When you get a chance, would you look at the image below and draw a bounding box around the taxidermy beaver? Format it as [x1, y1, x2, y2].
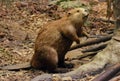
[0, 8, 89, 72]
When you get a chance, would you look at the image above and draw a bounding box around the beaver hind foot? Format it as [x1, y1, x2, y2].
[31, 46, 58, 71]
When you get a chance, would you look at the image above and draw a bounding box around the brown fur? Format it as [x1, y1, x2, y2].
[31, 8, 89, 71]
[0, 8, 89, 71]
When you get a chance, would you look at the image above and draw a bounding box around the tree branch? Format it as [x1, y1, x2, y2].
[69, 35, 112, 51]
[81, 43, 107, 53]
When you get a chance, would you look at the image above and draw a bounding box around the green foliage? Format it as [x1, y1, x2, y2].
[59, 1, 90, 9]
[56, 0, 71, 5]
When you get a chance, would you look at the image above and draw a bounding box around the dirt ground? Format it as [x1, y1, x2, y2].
[0, 0, 115, 81]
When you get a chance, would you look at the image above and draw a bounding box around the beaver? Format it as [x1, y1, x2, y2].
[0, 8, 89, 72]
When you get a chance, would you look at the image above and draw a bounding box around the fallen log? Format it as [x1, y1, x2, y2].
[92, 63, 120, 81]
[69, 35, 112, 51]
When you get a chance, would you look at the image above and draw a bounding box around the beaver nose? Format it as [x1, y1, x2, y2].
[84, 9, 89, 16]
[85, 14, 89, 18]
[83, 13, 89, 20]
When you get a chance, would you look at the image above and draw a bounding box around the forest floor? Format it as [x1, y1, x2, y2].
[0, 0, 115, 81]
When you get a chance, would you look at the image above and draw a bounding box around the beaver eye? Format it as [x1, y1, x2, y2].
[68, 13, 71, 15]
[77, 10, 80, 12]
[67, 12, 71, 16]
